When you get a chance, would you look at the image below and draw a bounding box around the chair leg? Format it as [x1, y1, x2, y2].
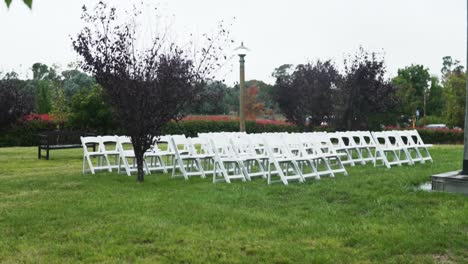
[82, 156, 86, 174]
[104, 154, 112, 172]
[86, 156, 95, 174]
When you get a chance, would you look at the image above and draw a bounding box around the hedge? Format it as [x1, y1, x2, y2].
[0, 120, 57, 147]
[384, 127, 463, 144]
[162, 120, 300, 137]
[0, 119, 299, 147]
[1, 119, 462, 147]
[415, 129, 463, 144]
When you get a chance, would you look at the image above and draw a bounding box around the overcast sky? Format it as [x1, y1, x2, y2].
[0, 0, 466, 85]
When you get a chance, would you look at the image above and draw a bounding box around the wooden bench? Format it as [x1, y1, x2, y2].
[38, 131, 96, 160]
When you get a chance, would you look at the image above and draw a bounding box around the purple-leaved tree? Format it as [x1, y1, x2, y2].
[72, 2, 232, 182]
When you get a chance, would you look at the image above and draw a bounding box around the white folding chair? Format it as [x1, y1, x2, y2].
[188, 137, 216, 176]
[406, 130, 433, 163]
[210, 137, 247, 183]
[354, 131, 377, 165]
[230, 136, 267, 180]
[262, 136, 304, 185]
[170, 136, 206, 180]
[98, 135, 120, 171]
[326, 133, 357, 166]
[294, 133, 348, 177]
[283, 134, 325, 180]
[81, 136, 111, 174]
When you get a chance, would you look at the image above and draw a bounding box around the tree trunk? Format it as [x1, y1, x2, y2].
[136, 153, 145, 182]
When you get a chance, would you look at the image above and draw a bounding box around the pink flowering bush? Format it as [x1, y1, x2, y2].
[181, 115, 294, 126]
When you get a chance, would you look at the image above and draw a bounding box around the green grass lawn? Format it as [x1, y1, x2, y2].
[0, 146, 467, 263]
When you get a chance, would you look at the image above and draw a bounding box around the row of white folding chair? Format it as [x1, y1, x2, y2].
[389, 130, 433, 164]
[326, 132, 372, 166]
[81, 135, 149, 176]
[374, 130, 433, 167]
[237, 132, 347, 185]
[83, 130, 432, 179]
[260, 134, 304, 185]
[304, 132, 351, 164]
[197, 133, 271, 183]
[261, 133, 349, 185]
[335, 131, 377, 165]
[230, 135, 268, 180]
[200, 134, 268, 183]
[371, 131, 413, 168]
[291, 133, 348, 177]
[282, 134, 336, 180]
[83, 135, 173, 176]
[306, 131, 378, 167]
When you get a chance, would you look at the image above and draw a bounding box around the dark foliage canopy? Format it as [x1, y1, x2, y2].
[0, 74, 34, 130]
[273, 61, 339, 128]
[334, 48, 397, 130]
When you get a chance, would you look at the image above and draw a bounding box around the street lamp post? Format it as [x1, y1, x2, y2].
[235, 42, 249, 132]
[424, 79, 431, 127]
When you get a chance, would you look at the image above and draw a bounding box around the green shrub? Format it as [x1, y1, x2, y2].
[0, 120, 57, 147]
[68, 85, 117, 134]
[416, 129, 463, 144]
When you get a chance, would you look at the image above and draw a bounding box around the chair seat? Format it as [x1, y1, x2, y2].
[145, 151, 163, 157]
[121, 150, 135, 158]
[102, 150, 119, 155]
[180, 154, 213, 160]
[88, 151, 104, 156]
[275, 157, 295, 163]
[418, 144, 433, 148]
[380, 146, 403, 151]
[219, 157, 241, 162]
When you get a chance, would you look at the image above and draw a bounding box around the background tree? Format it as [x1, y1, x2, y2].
[392, 64, 431, 118]
[244, 82, 265, 119]
[4, 0, 31, 8]
[272, 64, 293, 80]
[187, 81, 228, 115]
[441, 56, 464, 83]
[34, 80, 52, 114]
[426, 76, 445, 117]
[0, 73, 34, 130]
[222, 85, 240, 115]
[68, 84, 116, 133]
[73, 2, 231, 182]
[248, 80, 277, 116]
[273, 60, 339, 129]
[62, 69, 95, 99]
[30, 63, 63, 115]
[443, 69, 466, 127]
[335, 48, 397, 130]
